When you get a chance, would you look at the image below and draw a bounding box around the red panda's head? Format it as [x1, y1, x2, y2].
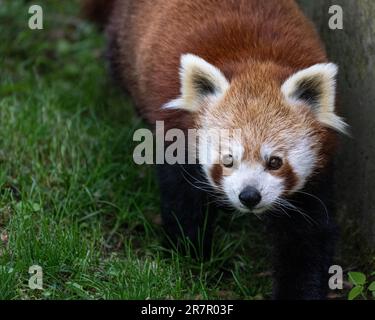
[164, 54, 348, 214]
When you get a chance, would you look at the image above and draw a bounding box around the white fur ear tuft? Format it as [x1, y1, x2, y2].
[318, 113, 349, 135]
[162, 54, 229, 112]
[281, 63, 348, 134]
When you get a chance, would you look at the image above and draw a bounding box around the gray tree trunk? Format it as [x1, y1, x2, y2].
[297, 0, 375, 244]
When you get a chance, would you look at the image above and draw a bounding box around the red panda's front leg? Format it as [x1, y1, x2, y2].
[157, 163, 218, 259]
[268, 219, 337, 300]
[266, 174, 338, 300]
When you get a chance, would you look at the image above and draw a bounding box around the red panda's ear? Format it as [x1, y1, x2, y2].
[163, 54, 229, 112]
[281, 63, 348, 134]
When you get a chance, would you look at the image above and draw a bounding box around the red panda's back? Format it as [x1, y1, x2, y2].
[107, 0, 327, 126]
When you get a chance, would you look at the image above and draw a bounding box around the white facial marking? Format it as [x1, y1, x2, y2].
[287, 137, 317, 191]
[260, 143, 283, 161]
[216, 139, 317, 213]
[222, 163, 284, 213]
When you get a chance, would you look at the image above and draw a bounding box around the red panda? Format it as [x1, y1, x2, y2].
[84, 0, 348, 299]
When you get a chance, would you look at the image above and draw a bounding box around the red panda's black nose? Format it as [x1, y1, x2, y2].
[239, 187, 262, 209]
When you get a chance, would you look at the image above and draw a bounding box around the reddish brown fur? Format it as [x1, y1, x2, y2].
[197, 61, 334, 189]
[211, 164, 223, 186]
[84, 0, 337, 182]
[101, 0, 329, 123]
[277, 161, 298, 193]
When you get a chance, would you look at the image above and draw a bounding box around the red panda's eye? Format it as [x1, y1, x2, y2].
[222, 154, 234, 168]
[267, 156, 283, 170]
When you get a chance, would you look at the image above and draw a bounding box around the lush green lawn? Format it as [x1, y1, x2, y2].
[0, 0, 273, 299]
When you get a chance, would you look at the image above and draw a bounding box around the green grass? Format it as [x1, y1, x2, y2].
[0, 0, 272, 300]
